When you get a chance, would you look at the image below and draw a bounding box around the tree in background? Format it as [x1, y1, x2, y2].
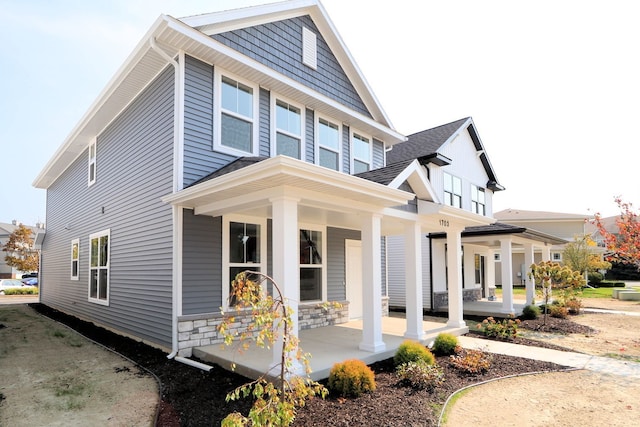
[595, 197, 640, 271]
[2, 224, 39, 273]
[562, 234, 611, 276]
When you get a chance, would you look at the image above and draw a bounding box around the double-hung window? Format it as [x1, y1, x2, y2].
[300, 228, 324, 302]
[71, 239, 79, 280]
[88, 139, 96, 186]
[352, 132, 371, 174]
[217, 73, 257, 155]
[274, 99, 303, 159]
[317, 117, 341, 171]
[89, 229, 109, 305]
[443, 172, 462, 208]
[471, 185, 486, 215]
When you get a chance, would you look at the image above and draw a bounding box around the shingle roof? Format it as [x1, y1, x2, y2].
[354, 159, 414, 185]
[386, 117, 469, 164]
[188, 157, 268, 187]
[494, 209, 591, 221]
[430, 222, 566, 245]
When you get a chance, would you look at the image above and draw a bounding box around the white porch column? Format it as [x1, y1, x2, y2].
[446, 227, 466, 328]
[360, 213, 385, 352]
[404, 222, 424, 340]
[500, 237, 514, 314]
[486, 249, 496, 297]
[270, 195, 300, 369]
[542, 246, 551, 262]
[524, 243, 535, 305]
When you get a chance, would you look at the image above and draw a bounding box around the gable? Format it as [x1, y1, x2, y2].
[212, 15, 370, 118]
[438, 127, 490, 187]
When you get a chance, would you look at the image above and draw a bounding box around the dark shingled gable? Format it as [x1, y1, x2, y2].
[187, 157, 268, 187]
[354, 159, 414, 185]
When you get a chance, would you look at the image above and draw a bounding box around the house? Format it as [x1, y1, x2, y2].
[384, 122, 566, 315]
[34, 0, 501, 369]
[0, 220, 45, 279]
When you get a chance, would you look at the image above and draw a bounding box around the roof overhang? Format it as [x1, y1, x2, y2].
[34, 0, 404, 189]
[418, 200, 496, 228]
[388, 159, 439, 203]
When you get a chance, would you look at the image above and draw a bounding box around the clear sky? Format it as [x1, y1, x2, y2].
[1, 0, 638, 226]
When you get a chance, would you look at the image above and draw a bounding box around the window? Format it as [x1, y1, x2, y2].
[471, 185, 486, 215]
[352, 132, 371, 173]
[223, 217, 266, 308]
[316, 117, 341, 171]
[552, 252, 562, 262]
[274, 99, 303, 159]
[494, 253, 501, 262]
[300, 228, 324, 301]
[443, 173, 462, 208]
[71, 239, 79, 280]
[88, 140, 96, 186]
[89, 229, 110, 305]
[216, 73, 257, 156]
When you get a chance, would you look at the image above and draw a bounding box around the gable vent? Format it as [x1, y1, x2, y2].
[302, 27, 317, 69]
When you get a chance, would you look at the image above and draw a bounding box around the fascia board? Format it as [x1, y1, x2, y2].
[418, 200, 496, 227]
[388, 159, 440, 203]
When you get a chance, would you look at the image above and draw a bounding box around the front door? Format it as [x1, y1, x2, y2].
[345, 239, 363, 319]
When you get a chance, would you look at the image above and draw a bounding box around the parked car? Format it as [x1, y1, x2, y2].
[22, 272, 38, 279]
[0, 279, 35, 295]
[22, 277, 38, 286]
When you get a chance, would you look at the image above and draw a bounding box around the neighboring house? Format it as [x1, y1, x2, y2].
[384, 120, 565, 315]
[0, 221, 44, 279]
[34, 0, 500, 366]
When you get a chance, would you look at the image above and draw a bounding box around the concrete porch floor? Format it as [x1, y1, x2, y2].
[194, 316, 468, 381]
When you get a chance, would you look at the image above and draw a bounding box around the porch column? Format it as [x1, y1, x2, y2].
[486, 249, 496, 298]
[270, 195, 301, 370]
[500, 237, 514, 314]
[360, 213, 385, 352]
[542, 246, 551, 262]
[404, 222, 425, 340]
[446, 227, 466, 328]
[524, 243, 535, 305]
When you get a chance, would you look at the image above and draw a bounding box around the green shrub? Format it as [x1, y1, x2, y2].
[549, 305, 569, 318]
[565, 297, 582, 315]
[476, 316, 520, 340]
[328, 359, 376, 397]
[394, 340, 435, 366]
[3, 287, 38, 295]
[432, 333, 458, 356]
[449, 347, 492, 375]
[521, 305, 540, 320]
[396, 360, 445, 390]
[588, 272, 603, 285]
[591, 281, 626, 288]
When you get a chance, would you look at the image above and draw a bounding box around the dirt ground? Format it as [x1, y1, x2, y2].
[0, 304, 158, 426]
[445, 298, 640, 427]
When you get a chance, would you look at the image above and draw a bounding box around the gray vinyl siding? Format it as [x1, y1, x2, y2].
[342, 125, 351, 174]
[182, 211, 222, 315]
[259, 88, 271, 157]
[373, 139, 384, 169]
[327, 227, 360, 301]
[393, 182, 418, 214]
[41, 66, 175, 348]
[387, 234, 432, 310]
[212, 15, 370, 118]
[305, 108, 314, 163]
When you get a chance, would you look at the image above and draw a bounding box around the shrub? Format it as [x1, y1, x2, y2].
[565, 297, 582, 315]
[396, 360, 445, 390]
[328, 359, 376, 397]
[476, 316, 520, 340]
[432, 333, 458, 356]
[3, 287, 38, 295]
[521, 305, 540, 320]
[549, 305, 569, 318]
[449, 347, 492, 375]
[588, 272, 603, 285]
[394, 340, 435, 366]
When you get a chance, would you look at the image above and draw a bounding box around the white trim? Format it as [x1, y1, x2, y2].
[299, 223, 327, 302]
[87, 138, 96, 187]
[315, 115, 342, 172]
[214, 68, 260, 157]
[270, 94, 305, 160]
[222, 215, 267, 310]
[176, 50, 186, 191]
[70, 238, 80, 281]
[88, 228, 110, 306]
[350, 129, 372, 174]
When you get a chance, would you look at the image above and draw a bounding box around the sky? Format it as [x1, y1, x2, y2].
[1, 0, 638, 226]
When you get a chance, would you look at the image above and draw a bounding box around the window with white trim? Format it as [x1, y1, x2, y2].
[89, 229, 110, 305]
[494, 253, 501, 262]
[444, 172, 462, 208]
[215, 72, 258, 156]
[351, 132, 371, 174]
[88, 140, 96, 186]
[552, 252, 562, 262]
[222, 217, 267, 308]
[273, 98, 303, 159]
[71, 239, 79, 280]
[471, 185, 486, 215]
[300, 227, 325, 302]
[316, 117, 341, 171]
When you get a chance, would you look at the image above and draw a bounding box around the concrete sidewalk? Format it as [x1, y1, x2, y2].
[458, 335, 640, 379]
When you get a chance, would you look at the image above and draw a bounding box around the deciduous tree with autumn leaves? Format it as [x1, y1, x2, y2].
[594, 197, 640, 270]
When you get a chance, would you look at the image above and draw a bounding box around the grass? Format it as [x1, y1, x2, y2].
[496, 285, 640, 299]
[440, 387, 472, 425]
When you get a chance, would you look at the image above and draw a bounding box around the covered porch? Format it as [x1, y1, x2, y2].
[193, 316, 467, 381]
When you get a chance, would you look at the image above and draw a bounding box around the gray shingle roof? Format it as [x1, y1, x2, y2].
[188, 157, 268, 187]
[354, 159, 414, 185]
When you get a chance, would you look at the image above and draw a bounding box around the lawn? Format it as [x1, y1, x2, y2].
[495, 285, 639, 299]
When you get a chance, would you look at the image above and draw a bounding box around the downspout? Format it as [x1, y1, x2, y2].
[149, 36, 182, 360]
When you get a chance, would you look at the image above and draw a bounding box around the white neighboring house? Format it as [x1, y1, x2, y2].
[0, 220, 45, 278]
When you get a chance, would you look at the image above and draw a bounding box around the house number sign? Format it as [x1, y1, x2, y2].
[439, 219, 450, 227]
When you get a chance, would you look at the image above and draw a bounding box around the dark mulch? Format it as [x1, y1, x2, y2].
[30, 303, 580, 426]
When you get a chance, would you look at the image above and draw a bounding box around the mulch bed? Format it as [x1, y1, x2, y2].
[30, 303, 582, 426]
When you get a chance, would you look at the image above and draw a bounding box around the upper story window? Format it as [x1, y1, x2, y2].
[316, 117, 341, 171]
[471, 185, 486, 215]
[89, 229, 110, 306]
[443, 172, 462, 208]
[71, 239, 79, 280]
[273, 98, 303, 159]
[351, 132, 371, 174]
[88, 140, 96, 186]
[215, 72, 258, 156]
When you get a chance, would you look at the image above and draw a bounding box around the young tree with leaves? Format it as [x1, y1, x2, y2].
[595, 197, 640, 270]
[529, 261, 585, 324]
[2, 224, 39, 273]
[562, 234, 611, 276]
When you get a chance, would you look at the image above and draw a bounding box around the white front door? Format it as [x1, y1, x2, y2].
[345, 239, 363, 319]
